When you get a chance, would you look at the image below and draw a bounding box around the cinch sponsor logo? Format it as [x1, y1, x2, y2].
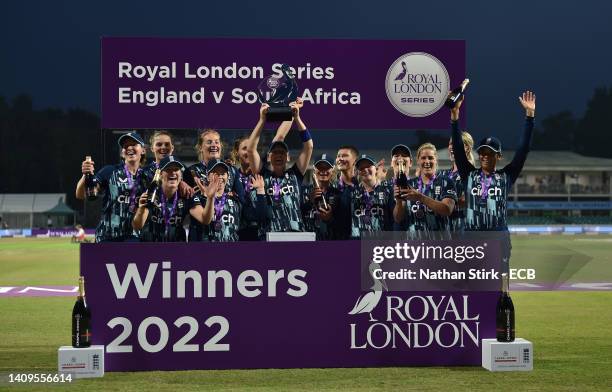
[410, 202, 432, 214]
[117, 195, 132, 204]
[385, 52, 450, 118]
[354, 206, 385, 217]
[151, 215, 183, 225]
[471, 186, 503, 197]
[221, 214, 235, 224]
[266, 184, 296, 196]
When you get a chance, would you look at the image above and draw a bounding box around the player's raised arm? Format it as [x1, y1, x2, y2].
[503, 91, 536, 184]
[247, 104, 269, 175]
[450, 96, 474, 180]
[291, 98, 314, 176]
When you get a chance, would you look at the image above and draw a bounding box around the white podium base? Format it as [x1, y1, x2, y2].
[58, 345, 104, 378]
[266, 232, 316, 242]
[482, 338, 533, 371]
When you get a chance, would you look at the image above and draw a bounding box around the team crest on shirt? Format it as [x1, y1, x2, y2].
[435, 186, 441, 195]
[228, 199, 234, 207]
[495, 174, 501, 180]
[378, 192, 384, 200]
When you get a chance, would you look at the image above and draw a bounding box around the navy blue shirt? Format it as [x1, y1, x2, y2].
[395, 175, 457, 237]
[140, 193, 201, 242]
[94, 163, 147, 242]
[451, 118, 534, 231]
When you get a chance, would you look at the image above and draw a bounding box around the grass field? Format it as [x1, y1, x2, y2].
[1, 236, 612, 391]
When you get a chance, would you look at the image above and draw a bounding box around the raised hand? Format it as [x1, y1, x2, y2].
[259, 103, 270, 121]
[203, 176, 221, 198]
[450, 95, 464, 121]
[251, 174, 265, 194]
[81, 159, 94, 175]
[518, 90, 536, 117]
[289, 101, 300, 119]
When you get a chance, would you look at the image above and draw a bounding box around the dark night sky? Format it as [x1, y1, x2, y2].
[2, 1, 612, 149]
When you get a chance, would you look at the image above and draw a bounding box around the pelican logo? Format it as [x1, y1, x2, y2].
[348, 262, 388, 321]
[385, 52, 450, 118]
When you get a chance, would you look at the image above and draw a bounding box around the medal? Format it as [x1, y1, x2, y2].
[123, 164, 142, 213]
[213, 193, 228, 230]
[161, 191, 178, 238]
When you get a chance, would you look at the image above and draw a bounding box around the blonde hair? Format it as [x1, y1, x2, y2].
[149, 130, 173, 146]
[450, 131, 476, 166]
[195, 129, 224, 162]
[416, 143, 437, 159]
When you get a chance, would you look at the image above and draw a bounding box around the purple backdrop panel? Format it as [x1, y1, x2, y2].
[101, 38, 466, 130]
[81, 242, 494, 371]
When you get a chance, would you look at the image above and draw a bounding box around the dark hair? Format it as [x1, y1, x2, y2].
[337, 145, 359, 158]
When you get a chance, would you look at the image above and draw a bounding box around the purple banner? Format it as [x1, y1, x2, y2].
[101, 38, 466, 130]
[81, 242, 495, 371]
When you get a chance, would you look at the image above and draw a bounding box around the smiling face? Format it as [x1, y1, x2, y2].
[238, 139, 250, 167]
[391, 153, 412, 175]
[121, 139, 145, 164]
[151, 134, 174, 163]
[161, 166, 182, 190]
[417, 148, 437, 177]
[336, 148, 357, 172]
[357, 161, 376, 184]
[314, 163, 333, 183]
[268, 147, 289, 171]
[199, 131, 222, 162]
[478, 147, 500, 172]
[207, 166, 229, 193]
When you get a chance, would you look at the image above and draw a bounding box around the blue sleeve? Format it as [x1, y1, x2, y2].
[441, 177, 458, 203]
[94, 165, 115, 190]
[502, 116, 534, 185]
[231, 167, 246, 205]
[451, 121, 475, 181]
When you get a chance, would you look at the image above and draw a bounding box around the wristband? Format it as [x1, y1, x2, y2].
[300, 129, 312, 143]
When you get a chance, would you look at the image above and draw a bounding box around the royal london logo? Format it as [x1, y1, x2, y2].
[385, 52, 450, 118]
[348, 262, 481, 349]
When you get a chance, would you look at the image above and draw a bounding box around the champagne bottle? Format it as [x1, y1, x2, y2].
[72, 276, 91, 348]
[84, 156, 98, 201]
[496, 273, 515, 342]
[397, 159, 409, 189]
[146, 169, 161, 208]
[445, 78, 470, 109]
[312, 174, 329, 210]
